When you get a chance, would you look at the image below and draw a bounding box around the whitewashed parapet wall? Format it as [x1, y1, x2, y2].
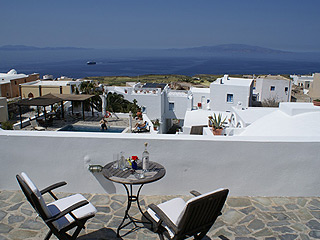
[1, 130, 320, 197]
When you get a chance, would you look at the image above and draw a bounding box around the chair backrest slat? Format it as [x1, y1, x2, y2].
[16, 172, 96, 240]
[16, 173, 51, 220]
[177, 189, 229, 237]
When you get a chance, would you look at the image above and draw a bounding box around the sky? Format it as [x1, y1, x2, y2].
[1, 0, 320, 52]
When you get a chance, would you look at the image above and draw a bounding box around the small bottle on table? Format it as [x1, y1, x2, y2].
[142, 142, 149, 172]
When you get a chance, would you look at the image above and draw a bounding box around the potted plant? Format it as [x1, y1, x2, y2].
[208, 115, 213, 127]
[209, 113, 226, 135]
[313, 99, 320, 106]
[152, 119, 160, 131]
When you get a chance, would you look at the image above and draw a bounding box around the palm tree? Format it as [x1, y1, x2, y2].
[106, 92, 139, 115]
[79, 81, 102, 112]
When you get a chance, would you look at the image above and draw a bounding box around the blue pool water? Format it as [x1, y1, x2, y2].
[58, 125, 125, 133]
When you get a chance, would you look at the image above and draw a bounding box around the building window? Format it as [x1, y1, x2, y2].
[285, 87, 288, 92]
[270, 86, 275, 91]
[15, 81, 17, 85]
[169, 102, 174, 110]
[226, 94, 233, 103]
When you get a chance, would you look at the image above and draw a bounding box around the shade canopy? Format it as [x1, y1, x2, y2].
[53, 93, 94, 102]
[17, 93, 94, 107]
[16, 93, 95, 128]
[17, 93, 61, 107]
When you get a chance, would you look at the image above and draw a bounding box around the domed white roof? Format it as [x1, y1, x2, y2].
[7, 69, 17, 75]
[240, 103, 320, 136]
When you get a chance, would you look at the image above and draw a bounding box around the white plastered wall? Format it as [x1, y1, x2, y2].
[1, 131, 320, 197]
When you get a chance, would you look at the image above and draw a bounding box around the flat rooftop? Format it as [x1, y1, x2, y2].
[213, 77, 253, 87]
[21, 80, 79, 86]
[1, 190, 319, 239]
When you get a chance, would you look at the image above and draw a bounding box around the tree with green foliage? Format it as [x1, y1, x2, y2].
[79, 82, 140, 115]
[261, 97, 280, 107]
[106, 92, 139, 115]
[1, 121, 13, 130]
[79, 81, 102, 112]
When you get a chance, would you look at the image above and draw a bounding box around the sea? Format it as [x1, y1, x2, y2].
[1, 49, 320, 78]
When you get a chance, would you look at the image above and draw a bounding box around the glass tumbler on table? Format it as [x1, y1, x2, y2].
[113, 153, 119, 169]
[119, 151, 126, 170]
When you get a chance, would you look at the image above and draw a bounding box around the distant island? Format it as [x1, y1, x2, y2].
[1, 44, 320, 78]
[1, 44, 320, 59]
[167, 44, 290, 55]
[0, 43, 301, 54]
[0, 45, 92, 51]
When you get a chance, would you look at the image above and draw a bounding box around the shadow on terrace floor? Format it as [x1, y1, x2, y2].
[77, 228, 122, 240]
[1, 190, 320, 239]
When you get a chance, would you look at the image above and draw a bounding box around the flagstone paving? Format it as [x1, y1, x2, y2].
[1, 190, 320, 239]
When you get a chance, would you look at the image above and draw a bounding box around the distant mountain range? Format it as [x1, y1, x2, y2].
[165, 44, 320, 61]
[0, 44, 291, 53]
[1, 44, 320, 76]
[1, 44, 320, 62]
[0, 45, 91, 51]
[169, 44, 290, 54]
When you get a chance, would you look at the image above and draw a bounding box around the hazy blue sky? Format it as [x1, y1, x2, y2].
[1, 0, 320, 51]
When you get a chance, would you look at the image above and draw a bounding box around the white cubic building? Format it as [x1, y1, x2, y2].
[20, 80, 83, 98]
[165, 90, 192, 129]
[190, 87, 211, 110]
[107, 83, 167, 120]
[239, 102, 320, 136]
[0, 97, 8, 122]
[290, 74, 314, 89]
[107, 82, 194, 133]
[254, 75, 292, 102]
[210, 75, 254, 111]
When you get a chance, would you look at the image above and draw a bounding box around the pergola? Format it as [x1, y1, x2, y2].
[16, 93, 95, 128]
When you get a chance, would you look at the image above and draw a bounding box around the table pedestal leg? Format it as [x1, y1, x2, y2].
[117, 183, 153, 237]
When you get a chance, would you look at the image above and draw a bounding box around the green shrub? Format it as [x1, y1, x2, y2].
[1, 121, 13, 130]
[262, 97, 280, 107]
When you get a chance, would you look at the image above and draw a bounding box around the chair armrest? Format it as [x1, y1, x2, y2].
[190, 190, 202, 197]
[45, 200, 89, 223]
[149, 204, 178, 234]
[40, 181, 67, 194]
[40, 181, 67, 200]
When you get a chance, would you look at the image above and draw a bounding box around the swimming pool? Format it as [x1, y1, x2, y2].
[58, 125, 125, 133]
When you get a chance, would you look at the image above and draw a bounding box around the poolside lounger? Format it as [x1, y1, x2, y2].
[16, 172, 97, 240]
[138, 121, 148, 130]
[146, 188, 229, 240]
[133, 121, 150, 133]
[30, 119, 46, 131]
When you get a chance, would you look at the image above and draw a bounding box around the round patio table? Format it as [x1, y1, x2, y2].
[102, 161, 166, 237]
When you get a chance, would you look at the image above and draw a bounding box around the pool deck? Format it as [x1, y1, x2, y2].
[19, 113, 137, 131]
[1, 190, 320, 240]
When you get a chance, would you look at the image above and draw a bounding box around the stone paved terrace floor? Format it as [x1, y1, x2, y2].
[1, 190, 320, 240]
